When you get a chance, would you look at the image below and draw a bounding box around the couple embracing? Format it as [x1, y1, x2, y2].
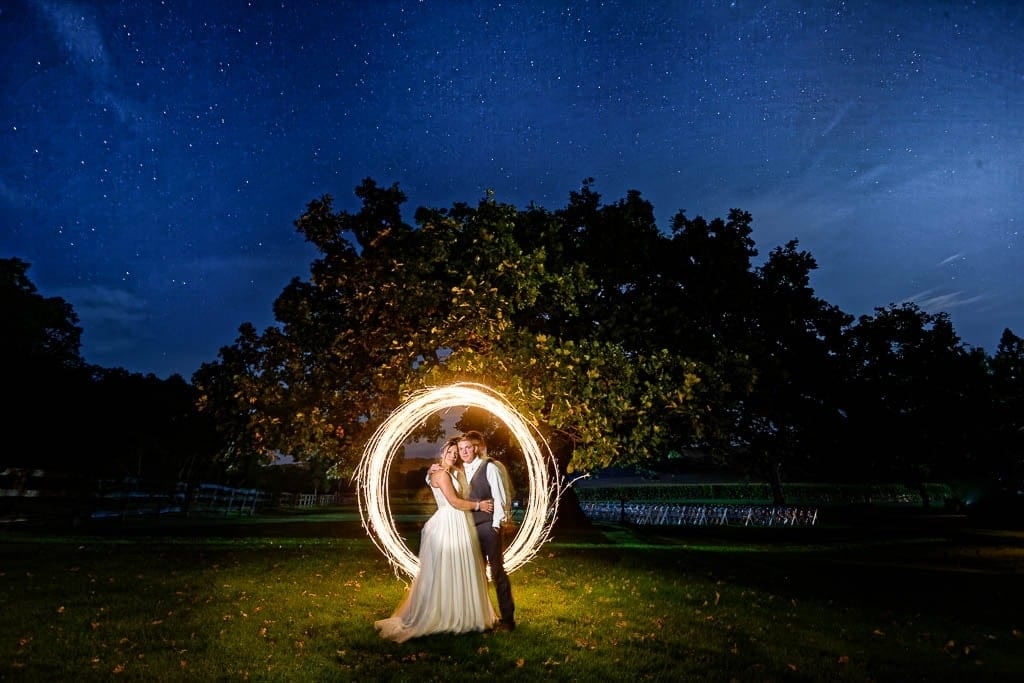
[374, 430, 516, 642]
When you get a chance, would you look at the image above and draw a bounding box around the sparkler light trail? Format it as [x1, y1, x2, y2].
[354, 383, 563, 580]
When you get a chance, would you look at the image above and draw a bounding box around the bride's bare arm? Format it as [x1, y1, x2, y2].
[431, 471, 493, 513]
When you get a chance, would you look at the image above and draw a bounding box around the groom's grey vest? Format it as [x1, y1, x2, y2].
[468, 457, 493, 527]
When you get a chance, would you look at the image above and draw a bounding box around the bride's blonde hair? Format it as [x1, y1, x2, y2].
[438, 437, 461, 466]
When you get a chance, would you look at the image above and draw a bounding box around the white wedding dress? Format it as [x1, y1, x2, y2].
[375, 473, 497, 642]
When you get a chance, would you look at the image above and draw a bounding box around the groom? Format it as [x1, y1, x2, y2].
[457, 430, 516, 631]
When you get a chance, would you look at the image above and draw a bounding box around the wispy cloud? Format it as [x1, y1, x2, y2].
[31, 0, 109, 73]
[904, 287, 986, 312]
[30, 0, 135, 124]
[820, 100, 854, 139]
[54, 283, 151, 359]
[59, 283, 149, 324]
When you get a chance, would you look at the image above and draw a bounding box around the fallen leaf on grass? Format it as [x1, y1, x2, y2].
[516, 658, 525, 667]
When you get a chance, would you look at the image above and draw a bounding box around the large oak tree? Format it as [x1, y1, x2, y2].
[194, 181, 726, 522]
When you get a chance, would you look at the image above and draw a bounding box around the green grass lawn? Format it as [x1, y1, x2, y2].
[1, 507, 1022, 681]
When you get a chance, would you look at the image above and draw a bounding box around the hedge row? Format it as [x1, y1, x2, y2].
[573, 482, 955, 506]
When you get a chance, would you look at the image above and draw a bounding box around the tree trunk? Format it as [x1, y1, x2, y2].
[917, 482, 931, 510]
[548, 436, 592, 530]
[552, 487, 592, 530]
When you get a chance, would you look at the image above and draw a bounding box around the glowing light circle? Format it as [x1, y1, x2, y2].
[354, 382, 561, 580]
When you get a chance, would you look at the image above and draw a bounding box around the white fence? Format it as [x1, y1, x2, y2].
[581, 501, 819, 527]
[275, 491, 343, 508]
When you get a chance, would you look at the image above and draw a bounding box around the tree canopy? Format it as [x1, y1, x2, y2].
[193, 179, 876, 507]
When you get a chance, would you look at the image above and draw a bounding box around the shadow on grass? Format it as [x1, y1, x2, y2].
[559, 509, 1024, 634]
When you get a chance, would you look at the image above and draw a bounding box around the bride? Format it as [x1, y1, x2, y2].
[374, 438, 498, 642]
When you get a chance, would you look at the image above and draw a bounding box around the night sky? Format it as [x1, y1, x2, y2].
[2, 1, 1021, 379]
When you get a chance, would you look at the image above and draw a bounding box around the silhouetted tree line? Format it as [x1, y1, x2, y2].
[5, 179, 1023, 514]
[1, 257, 225, 508]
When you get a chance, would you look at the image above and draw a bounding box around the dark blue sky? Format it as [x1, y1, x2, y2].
[2, 1, 1021, 378]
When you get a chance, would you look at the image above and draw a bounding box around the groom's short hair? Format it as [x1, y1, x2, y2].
[460, 430, 487, 454]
